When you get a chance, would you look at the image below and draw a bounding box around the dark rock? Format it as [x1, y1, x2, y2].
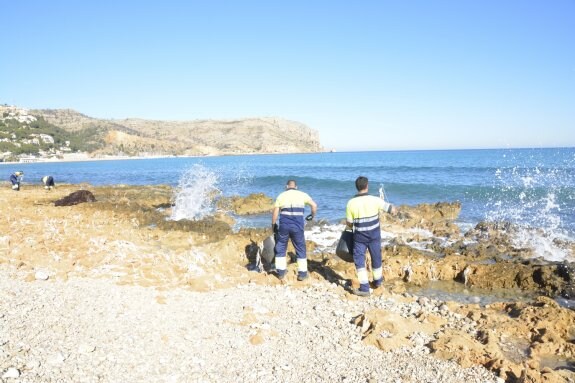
[54, 190, 96, 206]
[557, 263, 575, 283]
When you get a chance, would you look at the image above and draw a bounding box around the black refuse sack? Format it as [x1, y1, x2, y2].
[336, 230, 354, 263]
[261, 235, 275, 264]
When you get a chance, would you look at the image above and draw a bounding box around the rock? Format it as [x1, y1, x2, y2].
[47, 352, 66, 365]
[383, 202, 462, 237]
[26, 360, 41, 369]
[216, 193, 273, 215]
[78, 344, 96, 354]
[2, 368, 20, 379]
[35, 270, 49, 280]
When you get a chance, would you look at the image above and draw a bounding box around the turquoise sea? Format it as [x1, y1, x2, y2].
[5, 147, 575, 261]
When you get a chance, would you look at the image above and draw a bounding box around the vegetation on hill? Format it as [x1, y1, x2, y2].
[1, 106, 323, 158]
[0, 116, 105, 155]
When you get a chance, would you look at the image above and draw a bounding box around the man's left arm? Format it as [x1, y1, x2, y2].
[307, 198, 317, 219]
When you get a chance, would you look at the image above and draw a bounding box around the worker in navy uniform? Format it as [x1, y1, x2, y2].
[346, 176, 397, 296]
[271, 179, 317, 281]
[9, 171, 24, 191]
[42, 175, 55, 190]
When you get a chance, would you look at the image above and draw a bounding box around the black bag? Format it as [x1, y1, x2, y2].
[261, 235, 275, 264]
[336, 230, 354, 263]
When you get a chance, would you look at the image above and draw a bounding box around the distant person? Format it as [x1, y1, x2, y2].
[9, 171, 23, 191]
[272, 179, 317, 281]
[345, 176, 397, 297]
[42, 175, 55, 190]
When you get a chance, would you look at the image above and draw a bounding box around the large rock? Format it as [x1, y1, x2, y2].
[217, 193, 273, 215]
[383, 202, 462, 237]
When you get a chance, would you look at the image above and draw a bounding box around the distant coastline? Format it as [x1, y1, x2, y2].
[0, 150, 333, 166]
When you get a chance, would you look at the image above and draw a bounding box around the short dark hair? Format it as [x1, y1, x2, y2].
[355, 176, 368, 191]
[286, 179, 297, 188]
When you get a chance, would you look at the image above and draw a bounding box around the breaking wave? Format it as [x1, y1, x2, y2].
[484, 156, 575, 262]
[170, 164, 220, 221]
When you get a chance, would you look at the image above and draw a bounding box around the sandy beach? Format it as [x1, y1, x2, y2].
[1, 184, 574, 382]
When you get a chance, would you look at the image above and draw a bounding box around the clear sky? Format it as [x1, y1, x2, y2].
[2, 1, 574, 151]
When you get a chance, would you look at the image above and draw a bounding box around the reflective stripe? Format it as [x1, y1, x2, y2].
[353, 215, 379, 224]
[355, 222, 380, 232]
[373, 267, 382, 280]
[280, 211, 304, 216]
[297, 258, 307, 272]
[275, 256, 287, 270]
[357, 268, 369, 284]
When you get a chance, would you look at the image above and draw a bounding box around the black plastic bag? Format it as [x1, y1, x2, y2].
[261, 235, 275, 264]
[336, 230, 354, 263]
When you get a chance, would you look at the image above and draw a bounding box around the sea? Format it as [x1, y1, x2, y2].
[5, 147, 575, 263]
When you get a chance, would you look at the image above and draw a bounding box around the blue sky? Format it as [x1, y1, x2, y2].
[2, 1, 574, 151]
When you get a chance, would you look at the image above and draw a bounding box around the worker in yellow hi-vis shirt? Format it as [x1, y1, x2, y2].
[272, 179, 317, 281]
[346, 176, 397, 296]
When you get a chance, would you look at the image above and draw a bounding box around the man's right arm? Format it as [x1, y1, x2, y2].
[345, 201, 354, 230]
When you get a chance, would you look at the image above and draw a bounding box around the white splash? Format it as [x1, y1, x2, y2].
[170, 164, 220, 221]
[306, 224, 346, 252]
[486, 157, 574, 262]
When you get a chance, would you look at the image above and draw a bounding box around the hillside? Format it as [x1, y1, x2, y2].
[30, 108, 323, 156]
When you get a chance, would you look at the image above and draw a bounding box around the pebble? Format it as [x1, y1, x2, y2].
[78, 344, 96, 354]
[470, 296, 482, 304]
[47, 352, 66, 365]
[0, 268, 500, 383]
[2, 367, 20, 379]
[34, 271, 49, 280]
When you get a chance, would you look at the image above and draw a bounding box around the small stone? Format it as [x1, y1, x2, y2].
[26, 360, 41, 369]
[34, 271, 49, 281]
[2, 367, 20, 379]
[78, 344, 96, 354]
[417, 297, 430, 306]
[47, 352, 65, 365]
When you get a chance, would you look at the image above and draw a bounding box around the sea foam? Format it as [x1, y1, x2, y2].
[170, 164, 220, 221]
[486, 160, 574, 262]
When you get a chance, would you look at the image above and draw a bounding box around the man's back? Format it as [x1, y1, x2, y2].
[346, 194, 390, 242]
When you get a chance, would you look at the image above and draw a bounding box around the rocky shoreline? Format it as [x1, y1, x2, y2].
[1, 184, 574, 382]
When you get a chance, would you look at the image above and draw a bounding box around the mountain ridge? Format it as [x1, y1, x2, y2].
[30, 108, 323, 157]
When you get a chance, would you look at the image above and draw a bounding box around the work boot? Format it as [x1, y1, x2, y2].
[372, 278, 383, 288]
[352, 282, 371, 297]
[276, 270, 286, 280]
[351, 288, 370, 297]
[297, 272, 308, 281]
